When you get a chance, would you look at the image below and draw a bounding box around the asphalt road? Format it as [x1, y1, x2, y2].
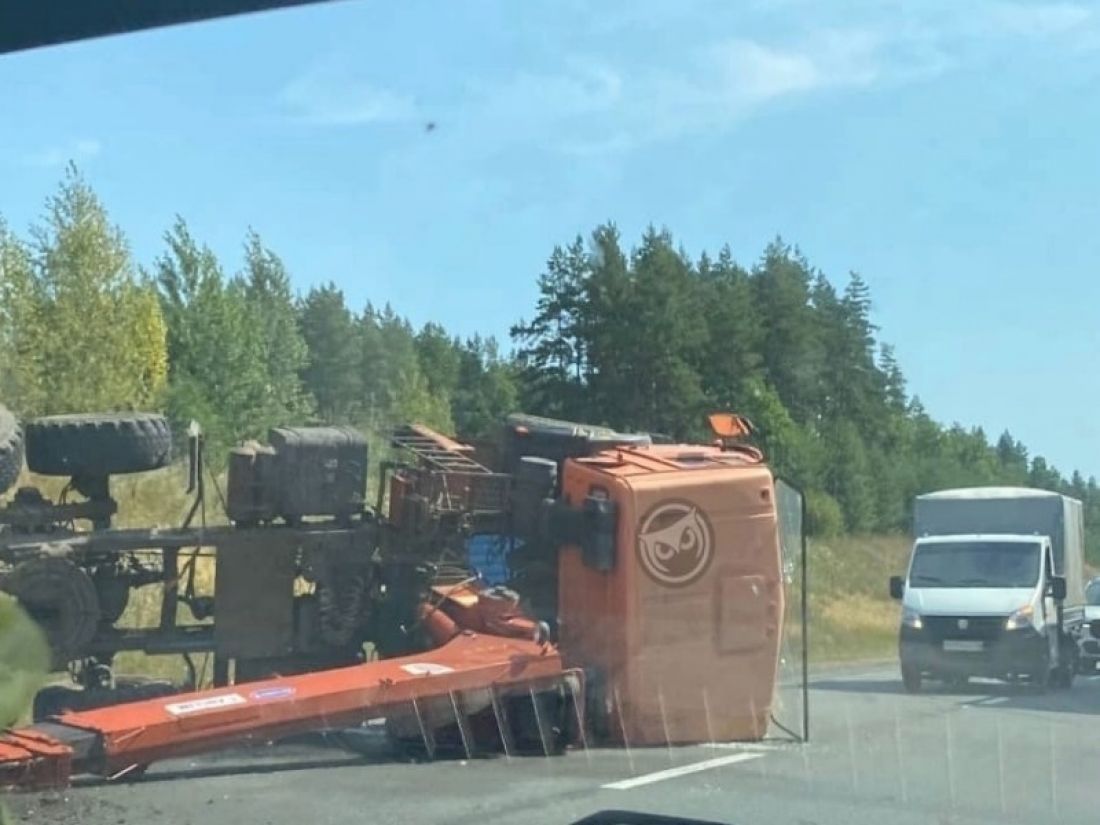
[8, 664, 1100, 825]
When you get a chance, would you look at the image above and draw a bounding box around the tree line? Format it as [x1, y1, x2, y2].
[2, 168, 1099, 556]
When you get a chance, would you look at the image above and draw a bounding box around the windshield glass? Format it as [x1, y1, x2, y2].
[909, 541, 1041, 588]
[9, 5, 1100, 825]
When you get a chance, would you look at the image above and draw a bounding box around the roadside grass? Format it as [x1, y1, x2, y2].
[805, 534, 909, 663]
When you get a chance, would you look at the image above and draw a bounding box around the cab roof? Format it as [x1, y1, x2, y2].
[917, 486, 1061, 500]
[915, 533, 1047, 545]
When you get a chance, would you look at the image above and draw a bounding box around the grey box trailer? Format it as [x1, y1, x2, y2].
[913, 486, 1085, 605]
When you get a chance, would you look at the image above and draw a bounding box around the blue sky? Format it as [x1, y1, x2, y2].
[2, 0, 1099, 476]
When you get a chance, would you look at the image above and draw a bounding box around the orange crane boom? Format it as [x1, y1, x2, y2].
[0, 613, 579, 790]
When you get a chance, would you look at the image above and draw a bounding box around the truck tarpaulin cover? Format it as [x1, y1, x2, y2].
[914, 487, 1084, 604]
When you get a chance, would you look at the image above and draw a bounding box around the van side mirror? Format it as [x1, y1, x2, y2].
[1049, 575, 1067, 602]
[889, 576, 904, 600]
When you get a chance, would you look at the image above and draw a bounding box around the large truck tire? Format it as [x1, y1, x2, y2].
[25, 412, 171, 477]
[0, 403, 24, 494]
[0, 552, 100, 669]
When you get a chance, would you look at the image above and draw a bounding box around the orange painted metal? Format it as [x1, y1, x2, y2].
[406, 423, 477, 456]
[0, 630, 566, 788]
[0, 729, 72, 789]
[558, 443, 784, 746]
[430, 582, 542, 641]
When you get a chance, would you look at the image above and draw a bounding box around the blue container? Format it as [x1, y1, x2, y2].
[466, 534, 521, 586]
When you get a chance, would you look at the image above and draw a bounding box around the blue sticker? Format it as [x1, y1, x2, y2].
[250, 686, 296, 701]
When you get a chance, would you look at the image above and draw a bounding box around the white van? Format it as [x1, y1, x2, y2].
[889, 488, 1083, 692]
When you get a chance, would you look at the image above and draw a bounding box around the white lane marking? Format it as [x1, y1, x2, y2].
[701, 741, 785, 751]
[601, 752, 762, 790]
[811, 670, 893, 683]
[963, 695, 1008, 707]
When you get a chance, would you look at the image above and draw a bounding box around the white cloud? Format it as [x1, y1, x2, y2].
[501, 1, 1098, 158]
[522, 30, 907, 156]
[486, 61, 623, 120]
[24, 138, 101, 168]
[281, 61, 416, 126]
[717, 39, 824, 100]
[712, 29, 884, 104]
[986, 2, 1091, 37]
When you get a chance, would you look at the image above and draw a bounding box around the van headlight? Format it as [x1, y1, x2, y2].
[1005, 605, 1034, 631]
[902, 607, 923, 629]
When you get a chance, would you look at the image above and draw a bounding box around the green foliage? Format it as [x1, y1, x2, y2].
[1, 166, 168, 417]
[0, 220, 43, 411]
[806, 490, 844, 538]
[359, 305, 452, 432]
[0, 593, 48, 726]
[452, 336, 519, 439]
[239, 231, 313, 430]
[298, 283, 363, 423]
[154, 219, 309, 457]
[415, 323, 462, 402]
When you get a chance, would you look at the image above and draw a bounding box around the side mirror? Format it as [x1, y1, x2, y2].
[889, 575, 904, 601]
[1049, 575, 1067, 602]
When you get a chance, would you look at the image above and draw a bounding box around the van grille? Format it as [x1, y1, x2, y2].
[922, 615, 1006, 641]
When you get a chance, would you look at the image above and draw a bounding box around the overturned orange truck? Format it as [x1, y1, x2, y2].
[0, 413, 803, 788]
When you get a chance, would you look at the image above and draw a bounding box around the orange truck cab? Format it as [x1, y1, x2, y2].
[554, 440, 786, 745]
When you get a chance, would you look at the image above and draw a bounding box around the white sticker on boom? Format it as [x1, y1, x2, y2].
[165, 693, 247, 716]
[400, 663, 454, 676]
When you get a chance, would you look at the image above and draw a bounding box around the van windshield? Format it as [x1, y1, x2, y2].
[909, 541, 1041, 588]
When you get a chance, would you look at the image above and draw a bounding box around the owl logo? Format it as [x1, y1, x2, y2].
[636, 500, 715, 587]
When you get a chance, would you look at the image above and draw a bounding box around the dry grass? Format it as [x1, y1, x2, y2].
[110, 466, 221, 683]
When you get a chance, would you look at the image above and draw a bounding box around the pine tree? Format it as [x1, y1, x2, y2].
[415, 322, 462, 402]
[155, 219, 270, 452]
[239, 230, 313, 429]
[359, 304, 451, 432]
[452, 337, 519, 439]
[298, 283, 362, 423]
[696, 245, 762, 411]
[752, 238, 820, 423]
[511, 235, 592, 420]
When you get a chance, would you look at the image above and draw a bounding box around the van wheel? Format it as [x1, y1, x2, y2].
[1051, 659, 1075, 690]
[1027, 667, 1050, 694]
[1054, 639, 1078, 689]
[901, 665, 922, 693]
